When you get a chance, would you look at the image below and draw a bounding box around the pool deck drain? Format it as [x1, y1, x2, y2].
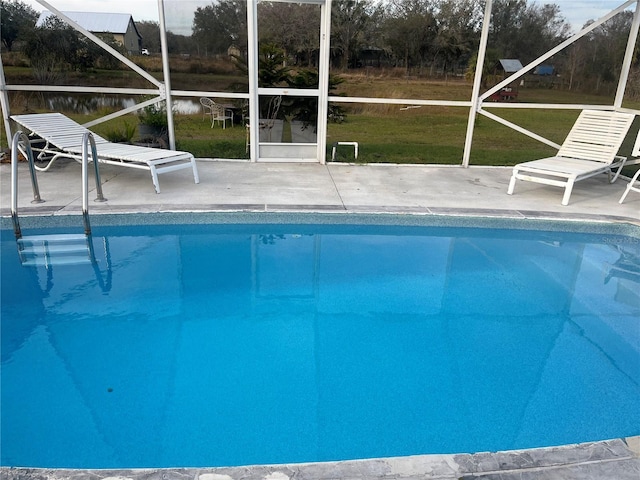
[1, 161, 639, 479]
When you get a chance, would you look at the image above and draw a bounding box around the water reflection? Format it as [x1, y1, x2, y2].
[43, 93, 202, 115]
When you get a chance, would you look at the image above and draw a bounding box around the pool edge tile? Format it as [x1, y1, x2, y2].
[2, 438, 638, 480]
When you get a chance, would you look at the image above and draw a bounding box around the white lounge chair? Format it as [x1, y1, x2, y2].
[11, 113, 199, 193]
[619, 129, 640, 204]
[507, 110, 635, 205]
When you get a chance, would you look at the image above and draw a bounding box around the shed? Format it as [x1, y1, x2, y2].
[359, 46, 387, 67]
[489, 59, 523, 102]
[497, 59, 523, 73]
[37, 11, 142, 54]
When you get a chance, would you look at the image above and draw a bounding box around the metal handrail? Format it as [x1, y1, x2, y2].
[11, 131, 44, 238]
[10, 130, 106, 239]
[81, 131, 107, 234]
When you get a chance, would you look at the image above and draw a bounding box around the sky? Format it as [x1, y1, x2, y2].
[19, 0, 636, 36]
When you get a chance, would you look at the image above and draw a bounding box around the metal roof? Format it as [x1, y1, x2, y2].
[498, 59, 523, 72]
[36, 11, 139, 36]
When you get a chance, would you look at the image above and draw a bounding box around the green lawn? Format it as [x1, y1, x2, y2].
[3, 106, 637, 167]
[2, 70, 638, 167]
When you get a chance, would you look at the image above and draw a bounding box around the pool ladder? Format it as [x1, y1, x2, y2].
[11, 130, 107, 266]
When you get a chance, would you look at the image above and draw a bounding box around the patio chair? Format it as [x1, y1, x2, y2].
[259, 96, 283, 139]
[245, 95, 283, 152]
[507, 110, 635, 205]
[261, 95, 282, 136]
[200, 97, 233, 129]
[618, 129, 640, 204]
[11, 113, 199, 194]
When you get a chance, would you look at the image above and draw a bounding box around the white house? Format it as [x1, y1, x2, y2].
[36, 11, 143, 54]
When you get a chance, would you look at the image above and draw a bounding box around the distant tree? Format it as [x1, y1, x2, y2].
[489, 0, 570, 62]
[578, 12, 638, 93]
[23, 16, 83, 84]
[21, 14, 126, 83]
[134, 21, 195, 55]
[81, 33, 125, 70]
[520, 3, 571, 58]
[165, 31, 196, 55]
[332, 0, 383, 69]
[626, 68, 640, 101]
[465, 47, 501, 87]
[564, 39, 588, 91]
[0, 0, 39, 51]
[192, 0, 246, 57]
[258, 1, 320, 66]
[432, 0, 482, 74]
[136, 20, 161, 53]
[489, 0, 527, 58]
[383, 0, 439, 72]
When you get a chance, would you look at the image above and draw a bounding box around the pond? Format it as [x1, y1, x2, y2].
[39, 93, 207, 116]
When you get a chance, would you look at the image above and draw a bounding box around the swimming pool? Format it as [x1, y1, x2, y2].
[1, 213, 639, 469]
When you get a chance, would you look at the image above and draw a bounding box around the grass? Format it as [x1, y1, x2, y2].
[2, 67, 639, 167]
[326, 106, 566, 165]
[2, 105, 633, 167]
[173, 115, 248, 158]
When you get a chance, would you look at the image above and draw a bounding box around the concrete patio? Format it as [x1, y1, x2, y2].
[1, 159, 639, 224]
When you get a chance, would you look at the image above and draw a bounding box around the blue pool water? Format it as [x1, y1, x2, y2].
[1, 217, 639, 469]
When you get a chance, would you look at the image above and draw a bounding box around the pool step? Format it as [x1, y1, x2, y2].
[17, 234, 92, 267]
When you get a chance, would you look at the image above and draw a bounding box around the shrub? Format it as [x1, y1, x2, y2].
[138, 103, 168, 129]
[104, 121, 136, 143]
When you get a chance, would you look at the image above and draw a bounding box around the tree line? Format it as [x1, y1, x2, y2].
[1, 0, 638, 96]
[189, 0, 637, 93]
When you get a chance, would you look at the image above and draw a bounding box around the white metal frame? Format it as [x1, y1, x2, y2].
[0, 0, 174, 146]
[1, 0, 638, 166]
[247, 0, 331, 163]
[471, 0, 640, 162]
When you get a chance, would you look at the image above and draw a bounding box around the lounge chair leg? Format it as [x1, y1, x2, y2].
[150, 166, 161, 194]
[619, 186, 632, 204]
[619, 168, 640, 204]
[507, 173, 517, 195]
[191, 158, 200, 184]
[609, 162, 626, 183]
[561, 180, 574, 206]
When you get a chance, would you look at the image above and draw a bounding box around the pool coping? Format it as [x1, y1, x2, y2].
[1, 437, 639, 479]
[2, 206, 640, 231]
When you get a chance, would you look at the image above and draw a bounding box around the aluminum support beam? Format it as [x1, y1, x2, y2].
[615, 0, 640, 107]
[462, 0, 493, 168]
[316, 0, 332, 164]
[0, 58, 11, 147]
[247, 0, 260, 162]
[158, 0, 176, 150]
